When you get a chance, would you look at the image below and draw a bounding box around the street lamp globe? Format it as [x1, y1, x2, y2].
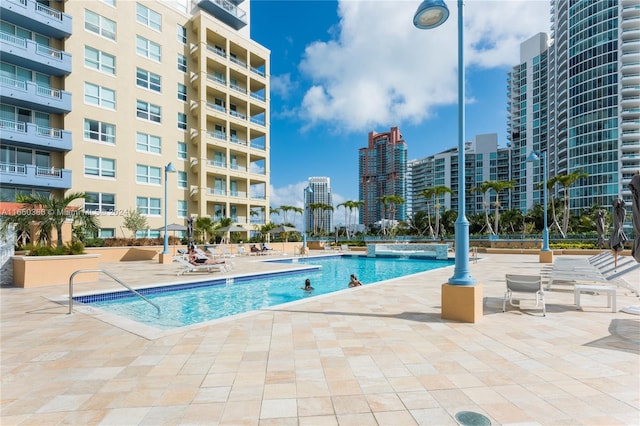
[413, 0, 450, 29]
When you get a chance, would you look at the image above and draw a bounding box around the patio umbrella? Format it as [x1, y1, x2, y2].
[595, 209, 606, 251]
[268, 225, 298, 251]
[629, 173, 640, 263]
[217, 225, 247, 244]
[608, 198, 628, 268]
[155, 223, 187, 254]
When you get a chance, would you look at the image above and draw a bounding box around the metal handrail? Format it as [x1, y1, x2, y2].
[68, 269, 160, 316]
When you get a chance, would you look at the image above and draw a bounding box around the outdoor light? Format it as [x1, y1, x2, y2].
[527, 151, 550, 252]
[413, 0, 450, 29]
[162, 162, 177, 255]
[414, 0, 474, 285]
[303, 186, 313, 248]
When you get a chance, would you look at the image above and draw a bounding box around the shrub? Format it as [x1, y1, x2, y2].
[26, 241, 85, 256]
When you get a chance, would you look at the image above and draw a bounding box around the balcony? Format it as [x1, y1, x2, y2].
[0, 32, 72, 76]
[0, 0, 72, 39]
[198, 0, 247, 30]
[0, 163, 72, 189]
[206, 187, 227, 196]
[0, 120, 72, 151]
[0, 77, 71, 113]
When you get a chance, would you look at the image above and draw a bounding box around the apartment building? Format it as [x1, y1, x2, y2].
[358, 126, 407, 227]
[1, 0, 270, 239]
[304, 176, 333, 235]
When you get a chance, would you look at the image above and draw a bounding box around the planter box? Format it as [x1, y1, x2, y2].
[12, 254, 100, 288]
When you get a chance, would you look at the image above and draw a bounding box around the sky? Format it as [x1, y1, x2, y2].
[250, 0, 551, 226]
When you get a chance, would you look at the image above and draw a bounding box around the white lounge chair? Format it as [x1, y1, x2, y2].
[503, 274, 546, 316]
[173, 256, 229, 276]
[209, 246, 236, 258]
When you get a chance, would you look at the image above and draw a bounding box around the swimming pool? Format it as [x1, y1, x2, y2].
[74, 255, 452, 331]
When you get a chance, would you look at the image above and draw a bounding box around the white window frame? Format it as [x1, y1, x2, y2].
[84, 155, 116, 178]
[177, 171, 187, 188]
[85, 82, 116, 109]
[84, 46, 115, 75]
[136, 68, 161, 92]
[136, 196, 161, 216]
[136, 35, 161, 62]
[85, 192, 116, 212]
[177, 54, 187, 72]
[136, 132, 161, 154]
[136, 100, 161, 123]
[136, 164, 161, 185]
[136, 3, 162, 31]
[177, 25, 187, 44]
[177, 83, 187, 102]
[177, 200, 187, 218]
[84, 10, 116, 40]
[84, 118, 115, 144]
[178, 112, 187, 130]
[177, 142, 187, 160]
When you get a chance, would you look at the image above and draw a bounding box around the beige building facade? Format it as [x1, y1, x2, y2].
[4, 0, 270, 239]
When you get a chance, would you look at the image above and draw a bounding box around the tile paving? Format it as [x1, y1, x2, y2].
[1, 252, 639, 425]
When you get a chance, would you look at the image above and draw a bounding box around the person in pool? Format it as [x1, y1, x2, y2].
[348, 274, 363, 287]
[301, 278, 314, 291]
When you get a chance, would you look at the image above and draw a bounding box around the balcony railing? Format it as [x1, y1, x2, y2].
[230, 55, 247, 68]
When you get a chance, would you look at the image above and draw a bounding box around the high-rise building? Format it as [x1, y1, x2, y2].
[358, 126, 407, 227]
[511, 0, 640, 214]
[1, 0, 270, 238]
[304, 177, 333, 235]
[408, 134, 512, 217]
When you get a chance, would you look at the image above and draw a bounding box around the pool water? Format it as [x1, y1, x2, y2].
[79, 256, 452, 330]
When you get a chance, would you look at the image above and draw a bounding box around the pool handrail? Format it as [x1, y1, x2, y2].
[68, 269, 161, 316]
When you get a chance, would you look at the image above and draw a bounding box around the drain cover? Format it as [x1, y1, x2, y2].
[454, 411, 491, 426]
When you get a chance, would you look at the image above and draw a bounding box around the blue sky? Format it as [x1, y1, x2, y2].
[250, 0, 550, 226]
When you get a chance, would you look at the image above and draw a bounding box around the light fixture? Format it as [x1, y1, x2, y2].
[527, 151, 550, 252]
[162, 162, 177, 256]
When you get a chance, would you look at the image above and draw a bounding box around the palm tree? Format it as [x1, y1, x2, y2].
[377, 196, 391, 235]
[539, 176, 565, 238]
[194, 216, 215, 243]
[471, 182, 495, 235]
[337, 201, 349, 238]
[485, 180, 515, 235]
[347, 200, 363, 238]
[278, 205, 295, 224]
[290, 206, 303, 229]
[421, 186, 452, 239]
[0, 208, 32, 247]
[308, 203, 325, 236]
[555, 170, 587, 236]
[269, 207, 281, 222]
[15, 192, 88, 247]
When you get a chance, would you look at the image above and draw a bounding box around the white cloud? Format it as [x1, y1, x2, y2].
[270, 73, 297, 100]
[298, 0, 550, 132]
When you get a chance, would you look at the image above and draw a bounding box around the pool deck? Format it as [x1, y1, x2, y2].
[1, 252, 639, 425]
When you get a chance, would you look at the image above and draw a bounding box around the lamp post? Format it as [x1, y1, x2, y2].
[302, 186, 313, 249]
[527, 151, 550, 252]
[162, 162, 177, 256]
[414, 0, 474, 285]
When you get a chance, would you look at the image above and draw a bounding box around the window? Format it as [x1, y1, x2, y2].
[136, 164, 161, 184]
[136, 35, 161, 61]
[100, 0, 115, 6]
[84, 119, 115, 144]
[136, 68, 161, 92]
[136, 3, 161, 31]
[85, 192, 115, 212]
[136, 100, 161, 123]
[136, 132, 161, 153]
[177, 142, 187, 159]
[84, 155, 115, 178]
[178, 112, 187, 130]
[177, 171, 187, 188]
[84, 46, 115, 74]
[177, 200, 187, 218]
[177, 25, 187, 44]
[137, 197, 161, 216]
[84, 10, 116, 40]
[177, 83, 187, 101]
[99, 228, 115, 238]
[85, 82, 116, 109]
[177, 54, 187, 72]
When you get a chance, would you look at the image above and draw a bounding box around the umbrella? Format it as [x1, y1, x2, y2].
[216, 225, 247, 244]
[155, 223, 187, 255]
[595, 209, 606, 251]
[629, 173, 640, 263]
[608, 198, 628, 267]
[268, 225, 298, 234]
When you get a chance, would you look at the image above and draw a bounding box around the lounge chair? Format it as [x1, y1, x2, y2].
[340, 244, 350, 252]
[503, 274, 545, 316]
[209, 246, 236, 258]
[237, 246, 249, 256]
[173, 256, 229, 276]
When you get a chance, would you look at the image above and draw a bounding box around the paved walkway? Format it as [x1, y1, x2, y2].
[1, 253, 639, 425]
